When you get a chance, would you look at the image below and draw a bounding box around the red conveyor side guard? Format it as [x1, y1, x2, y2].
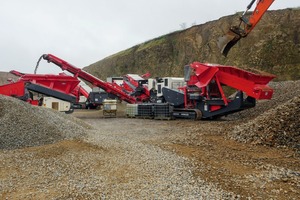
[9, 70, 25, 77]
[42, 54, 137, 103]
[18, 73, 80, 95]
[0, 81, 26, 98]
[10, 70, 89, 101]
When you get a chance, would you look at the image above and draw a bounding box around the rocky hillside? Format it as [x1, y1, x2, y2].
[84, 8, 300, 81]
[0, 72, 18, 85]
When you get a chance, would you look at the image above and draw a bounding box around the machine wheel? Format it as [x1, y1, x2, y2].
[173, 108, 202, 120]
[194, 109, 202, 120]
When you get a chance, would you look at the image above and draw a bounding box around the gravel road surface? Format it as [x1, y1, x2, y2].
[0, 80, 299, 199]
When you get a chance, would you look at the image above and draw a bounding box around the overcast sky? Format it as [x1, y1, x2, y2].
[0, 0, 299, 74]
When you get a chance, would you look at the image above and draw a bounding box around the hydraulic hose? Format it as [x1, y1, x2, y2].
[34, 55, 44, 74]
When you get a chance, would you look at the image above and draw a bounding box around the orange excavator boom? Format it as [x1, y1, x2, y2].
[217, 0, 275, 56]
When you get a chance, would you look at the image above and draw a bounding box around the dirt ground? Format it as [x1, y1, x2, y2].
[71, 107, 300, 199]
[1, 101, 299, 199]
[161, 121, 300, 199]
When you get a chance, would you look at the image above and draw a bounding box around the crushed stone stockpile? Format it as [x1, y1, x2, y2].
[0, 95, 90, 150]
[228, 95, 300, 149]
[227, 80, 300, 120]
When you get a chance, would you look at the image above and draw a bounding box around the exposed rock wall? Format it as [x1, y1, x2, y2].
[85, 9, 300, 81]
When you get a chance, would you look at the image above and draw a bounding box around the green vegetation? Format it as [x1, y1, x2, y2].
[137, 36, 167, 52]
[107, 48, 134, 59]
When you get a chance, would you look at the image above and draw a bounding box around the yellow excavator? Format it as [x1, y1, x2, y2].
[218, 0, 275, 56]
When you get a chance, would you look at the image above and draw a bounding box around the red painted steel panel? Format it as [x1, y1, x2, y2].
[0, 81, 25, 97]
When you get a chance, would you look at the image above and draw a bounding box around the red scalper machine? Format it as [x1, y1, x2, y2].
[162, 62, 275, 119]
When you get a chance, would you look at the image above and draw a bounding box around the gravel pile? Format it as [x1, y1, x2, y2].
[1, 79, 299, 199]
[0, 117, 236, 199]
[226, 80, 300, 120]
[228, 95, 300, 148]
[0, 95, 90, 150]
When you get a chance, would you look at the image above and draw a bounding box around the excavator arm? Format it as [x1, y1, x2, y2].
[218, 0, 275, 56]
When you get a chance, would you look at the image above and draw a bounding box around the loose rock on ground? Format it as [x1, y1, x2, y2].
[0, 80, 299, 199]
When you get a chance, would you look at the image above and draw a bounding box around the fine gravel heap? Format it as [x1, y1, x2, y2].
[226, 80, 300, 120]
[0, 96, 236, 199]
[0, 80, 299, 199]
[228, 95, 300, 148]
[0, 95, 90, 150]
[222, 80, 300, 150]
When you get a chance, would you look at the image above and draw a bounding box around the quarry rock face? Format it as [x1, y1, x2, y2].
[85, 9, 300, 81]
